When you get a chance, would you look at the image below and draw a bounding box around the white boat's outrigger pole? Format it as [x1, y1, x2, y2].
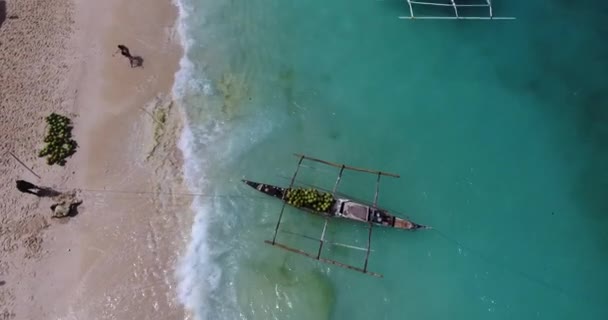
[400, 0, 515, 20]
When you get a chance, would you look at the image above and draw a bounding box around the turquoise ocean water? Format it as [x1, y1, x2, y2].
[173, 1, 608, 319]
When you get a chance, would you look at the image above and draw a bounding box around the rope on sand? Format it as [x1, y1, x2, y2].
[5, 151, 41, 180]
[57, 187, 269, 199]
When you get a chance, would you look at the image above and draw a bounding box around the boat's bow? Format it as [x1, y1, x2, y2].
[242, 179, 262, 190]
[241, 179, 286, 199]
[393, 217, 429, 230]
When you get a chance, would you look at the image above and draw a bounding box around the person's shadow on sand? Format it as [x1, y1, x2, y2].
[0, 1, 7, 30]
[130, 56, 144, 68]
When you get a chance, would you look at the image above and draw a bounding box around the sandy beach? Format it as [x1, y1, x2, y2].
[0, 0, 189, 319]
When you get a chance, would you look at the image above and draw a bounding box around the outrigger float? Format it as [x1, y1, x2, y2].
[242, 154, 429, 278]
[399, 0, 515, 20]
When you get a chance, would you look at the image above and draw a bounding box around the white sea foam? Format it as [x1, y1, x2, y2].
[172, 0, 218, 319]
[175, 125, 214, 320]
[171, 0, 284, 317]
[172, 0, 201, 99]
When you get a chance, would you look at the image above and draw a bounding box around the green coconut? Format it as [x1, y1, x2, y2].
[39, 113, 77, 166]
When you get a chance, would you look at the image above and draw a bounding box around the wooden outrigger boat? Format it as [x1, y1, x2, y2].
[242, 180, 427, 230]
[242, 154, 429, 278]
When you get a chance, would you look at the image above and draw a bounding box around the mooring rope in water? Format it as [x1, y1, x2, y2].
[427, 227, 592, 302]
[48, 185, 592, 303]
[54, 187, 270, 200]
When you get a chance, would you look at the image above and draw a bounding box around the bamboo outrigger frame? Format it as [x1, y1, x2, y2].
[400, 0, 515, 20]
[261, 154, 405, 278]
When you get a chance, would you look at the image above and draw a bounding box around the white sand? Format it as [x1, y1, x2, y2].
[0, 0, 190, 318]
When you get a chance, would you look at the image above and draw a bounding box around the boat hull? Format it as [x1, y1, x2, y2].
[242, 180, 427, 230]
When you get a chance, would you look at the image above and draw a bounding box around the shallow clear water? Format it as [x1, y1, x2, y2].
[174, 1, 608, 319]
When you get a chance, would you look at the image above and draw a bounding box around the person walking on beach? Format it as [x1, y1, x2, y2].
[114, 44, 144, 68]
[116, 44, 132, 59]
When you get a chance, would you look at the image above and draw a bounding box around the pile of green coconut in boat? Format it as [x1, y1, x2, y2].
[38, 113, 78, 166]
[285, 187, 335, 212]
